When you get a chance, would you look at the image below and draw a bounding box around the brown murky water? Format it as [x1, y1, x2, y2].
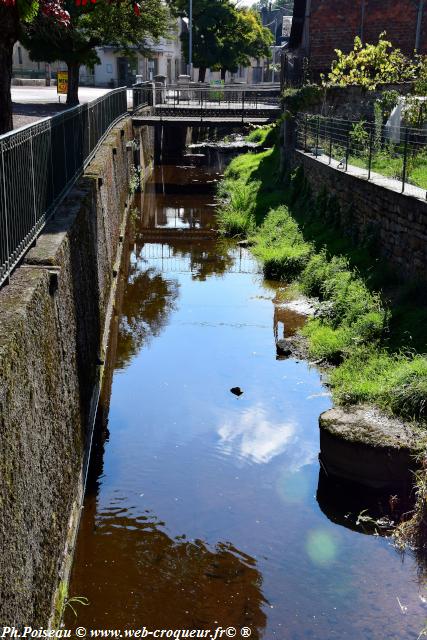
[67, 164, 427, 639]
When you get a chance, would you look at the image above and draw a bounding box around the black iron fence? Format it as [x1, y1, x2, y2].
[295, 113, 427, 197]
[132, 81, 153, 111]
[132, 83, 281, 116]
[0, 87, 127, 288]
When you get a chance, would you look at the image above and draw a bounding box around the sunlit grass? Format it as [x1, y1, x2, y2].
[216, 143, 427, 423]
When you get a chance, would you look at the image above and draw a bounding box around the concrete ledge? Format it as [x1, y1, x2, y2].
[319, 406, 422, 490]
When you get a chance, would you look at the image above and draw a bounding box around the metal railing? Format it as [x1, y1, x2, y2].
[137, 86, 280, 122]
[295, 113, 427, 197]
[140, 242, 260, 274]
[132, 81, 153, 111]
[0, 87, 128, 288]
[132, 83, 281, 118]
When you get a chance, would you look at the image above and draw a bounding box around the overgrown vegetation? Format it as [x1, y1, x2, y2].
[324, 33, 416, 89]
[217, 140, 427, 423]
[246, 122, 279, 146]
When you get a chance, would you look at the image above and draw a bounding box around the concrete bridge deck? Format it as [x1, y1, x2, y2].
[133, 115, 276, 126]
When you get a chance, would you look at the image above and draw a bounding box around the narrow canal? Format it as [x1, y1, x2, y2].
[67, 160, 427, 639]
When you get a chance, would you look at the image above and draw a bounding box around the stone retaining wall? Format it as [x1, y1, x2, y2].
[0, 118, 137, 627]
[289, 148, 427, 280]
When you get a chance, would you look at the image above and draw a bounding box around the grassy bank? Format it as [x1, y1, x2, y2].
[217, 128, 427, 424]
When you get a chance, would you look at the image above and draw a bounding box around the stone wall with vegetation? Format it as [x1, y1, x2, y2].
[282, 83, 413, 121]
[0, 118, 136, 627]
[290, 149, 427, 280]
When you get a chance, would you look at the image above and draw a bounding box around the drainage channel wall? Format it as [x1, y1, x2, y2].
[0, 117, 150, 628]
[286, 146, 427, 281]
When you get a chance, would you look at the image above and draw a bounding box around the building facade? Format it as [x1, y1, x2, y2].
[286, 0, 427, 78]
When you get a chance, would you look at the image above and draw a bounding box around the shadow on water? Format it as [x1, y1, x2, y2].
[316, 469, 411, 537]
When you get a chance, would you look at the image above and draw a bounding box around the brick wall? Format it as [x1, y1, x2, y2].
[309, 0, 425, 74]
[289, 149, 427, 280]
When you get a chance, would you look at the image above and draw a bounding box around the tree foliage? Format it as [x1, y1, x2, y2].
[169, 0, 272, 80]
[325, 33, 416, 90]
[0, 0, 69, 24]
[214, 8, 273, 76]
[25, 0, 169, 66]
[22, 0, 170, 103]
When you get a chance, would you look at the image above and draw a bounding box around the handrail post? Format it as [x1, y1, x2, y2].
[29, 132, 38, 232]
[315, 115, 320, 156]
[368, 126, 374, 181]
[402, 127, 409, 194]
[304, 113, 308, 151]
[1, 145, 11, 285]
[328, 117, 332, 164]
[241, 91, 245, 123]
[345, 122, 350, 171]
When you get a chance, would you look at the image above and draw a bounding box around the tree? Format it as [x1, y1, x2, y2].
[0, 0, 69, 133]
[169, 0, 272, 82]
[214, 8, 273, 81]
[169, 0, 235, 82]
[23, 0, 170, 106]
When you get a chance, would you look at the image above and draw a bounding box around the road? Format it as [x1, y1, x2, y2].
[12, 86, 110, 105]
[11, 86, 132, 129]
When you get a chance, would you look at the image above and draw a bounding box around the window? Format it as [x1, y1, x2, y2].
[17, 46, 22, 65]
[106, 64, 113, 74]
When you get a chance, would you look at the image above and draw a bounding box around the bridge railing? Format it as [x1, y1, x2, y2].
[133, 82, 152, 111]
[132, 85, 281, 122]
[163, 86, 280, 106]
[295, 113, 427, 198]
[0, 87, 128, 289]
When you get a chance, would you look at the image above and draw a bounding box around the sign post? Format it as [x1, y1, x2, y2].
[57, 71, 68, 102]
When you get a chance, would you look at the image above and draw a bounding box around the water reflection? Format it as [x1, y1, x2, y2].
[218, 403, 296, 464]
[139, 166, 221, 230]
[68, 497, 268, 633]
[116, 260, 179, 370]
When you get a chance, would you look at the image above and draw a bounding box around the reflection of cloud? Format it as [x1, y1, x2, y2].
[218, 404, 296, 464]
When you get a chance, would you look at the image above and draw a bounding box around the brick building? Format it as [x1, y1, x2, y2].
[285, 0, 427, 78]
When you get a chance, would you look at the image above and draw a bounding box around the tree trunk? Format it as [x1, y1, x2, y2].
[0, 7, 20, 135]
[221, 68, 226, 82]
[66, 62, 80, 106]
[198, 67, 207, 83]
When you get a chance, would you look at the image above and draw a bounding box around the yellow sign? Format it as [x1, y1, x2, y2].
[57, 71, 68, 95]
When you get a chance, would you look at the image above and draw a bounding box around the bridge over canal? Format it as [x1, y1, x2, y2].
[132, 83, 281, 126]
